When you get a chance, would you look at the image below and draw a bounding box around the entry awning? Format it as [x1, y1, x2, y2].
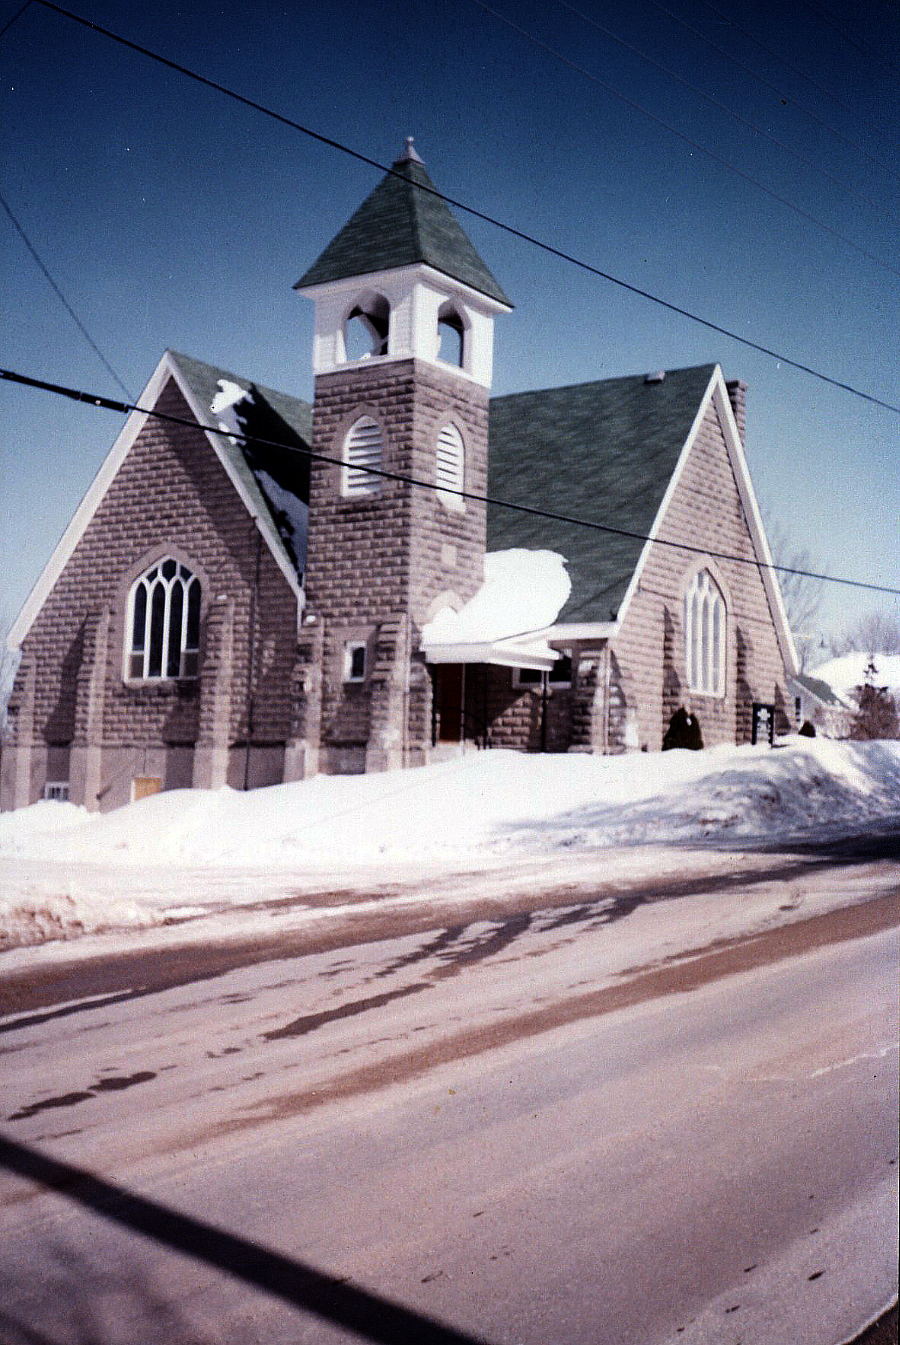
[421, 633, 558, 671]
[420, 549, 572, 672]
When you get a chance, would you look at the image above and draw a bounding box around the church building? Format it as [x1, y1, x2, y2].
[1, 140, 797, 811]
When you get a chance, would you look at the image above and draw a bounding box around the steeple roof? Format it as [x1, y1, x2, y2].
[295, 141, 511, 306]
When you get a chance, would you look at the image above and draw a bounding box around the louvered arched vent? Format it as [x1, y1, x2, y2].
[342, 417, 383, 497]
[436, 423, 465, 506]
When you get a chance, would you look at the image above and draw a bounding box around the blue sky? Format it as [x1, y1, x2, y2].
[1, 0, 897, 653]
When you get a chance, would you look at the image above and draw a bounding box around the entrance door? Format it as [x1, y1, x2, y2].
[434, 665, 464, 743]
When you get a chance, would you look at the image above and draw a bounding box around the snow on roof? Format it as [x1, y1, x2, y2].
[810, 652, 900, 699]
[421, 550, 571, 654]
[209, 377, 310, 574]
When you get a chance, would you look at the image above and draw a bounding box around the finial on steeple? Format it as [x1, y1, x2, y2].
[397, 136, 424, 165]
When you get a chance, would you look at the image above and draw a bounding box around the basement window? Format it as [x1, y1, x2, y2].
[43, 782, 70, 802]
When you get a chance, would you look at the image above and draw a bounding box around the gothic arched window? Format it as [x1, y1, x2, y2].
[342, 416, 384, 497]
[684, 569, 726, 697]
[127, 558, 201, 680]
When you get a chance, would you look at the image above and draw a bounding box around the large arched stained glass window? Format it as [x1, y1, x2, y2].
[127, 558, 201, 680]
[684, 569, 726, 697]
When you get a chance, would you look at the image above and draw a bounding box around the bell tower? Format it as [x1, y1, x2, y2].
[295, 139, 511, 774]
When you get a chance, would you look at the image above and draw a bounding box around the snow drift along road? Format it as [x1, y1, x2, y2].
[1, 738, 898, 949]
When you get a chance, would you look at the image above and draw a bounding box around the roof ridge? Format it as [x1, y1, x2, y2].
[489, 363, 718, 404]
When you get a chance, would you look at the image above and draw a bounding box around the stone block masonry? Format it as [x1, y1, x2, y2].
[610, 397, 789, 752]
[306, 358, 489, 772]
[2, 379, 301, 810]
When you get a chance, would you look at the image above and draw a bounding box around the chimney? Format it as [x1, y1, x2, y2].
[726, 379, 747, 445]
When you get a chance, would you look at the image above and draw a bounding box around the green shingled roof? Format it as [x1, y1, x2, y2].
[487, 365, 717, 624]
[169, 351, 312, 577]
[295, 151, 510, 306]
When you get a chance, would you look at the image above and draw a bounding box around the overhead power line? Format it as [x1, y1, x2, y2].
[0, 189, 133, 400]
[468, 0, 900, 277]
[696, 0, 900, 145]
[549, 0, 897, 223]
[21, 1, 900, 414]
[796, 0, 900, 79]
[0, 0, 31, 41]
[4, 366, 899, 599]
[645, 0, 900, 180]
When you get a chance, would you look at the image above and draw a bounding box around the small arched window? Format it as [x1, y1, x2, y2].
[127, 558, 201, 680]
[436, 423, 465, 507]
[344, 294, 390, 361]
[437, 303, 465, 367]
[684, 569, 726, 697]
[343, 417, 384, 497]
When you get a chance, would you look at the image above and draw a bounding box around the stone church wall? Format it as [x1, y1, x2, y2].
[3, 378, 300, 810]
[609, 396, 790, 753]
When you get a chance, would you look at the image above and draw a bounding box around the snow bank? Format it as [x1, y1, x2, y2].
[422, 550, 570, 649]
[811, 652, 900, 700]
[2, 739, 899, 950]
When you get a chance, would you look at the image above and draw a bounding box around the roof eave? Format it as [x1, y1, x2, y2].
[295, 260, 512, 313]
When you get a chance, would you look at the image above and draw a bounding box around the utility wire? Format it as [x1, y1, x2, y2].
[23, 1, 900, 414]
[645, 0, 900, 180]
[468, 0, 900, 277]
[550, 0, 897, 223]
[0, 0, 31, 40]
[0, 190, 133, 399]
[796, 0, 900, 79]
[696, 0, 899, 144]
[4, 366, 899, 599]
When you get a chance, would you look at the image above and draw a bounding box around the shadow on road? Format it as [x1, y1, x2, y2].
[0, 1134, 489, 1345]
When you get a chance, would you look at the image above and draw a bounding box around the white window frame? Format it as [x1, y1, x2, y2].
[342, 417, 384, 497]
[343, 641, 368, 683]
[125, 558, 201, 682]
[43, 782, 70, 802]
[684, 569, 726, 697]
[435, 423, 465, 510]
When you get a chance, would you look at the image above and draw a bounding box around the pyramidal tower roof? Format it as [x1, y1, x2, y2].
[295, 139, 511, 306]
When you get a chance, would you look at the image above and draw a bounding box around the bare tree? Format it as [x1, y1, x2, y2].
[764, 518, 825, 671]
[830, 610, 900, 657]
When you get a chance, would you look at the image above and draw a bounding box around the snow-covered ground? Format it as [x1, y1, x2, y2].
[1, 737, 898, 950]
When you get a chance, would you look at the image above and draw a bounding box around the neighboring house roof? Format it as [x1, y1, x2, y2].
[487, 365, 717, 623]
[790, 673, 847, 708]
[294, 145, 510, 306]
[168, 351, 312, 576]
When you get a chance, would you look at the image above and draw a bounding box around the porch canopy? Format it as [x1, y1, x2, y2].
[420, 548, 571, 672]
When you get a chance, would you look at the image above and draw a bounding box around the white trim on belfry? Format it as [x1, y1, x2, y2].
[612, 365, 798, 677]
[8, 350, 303, 649]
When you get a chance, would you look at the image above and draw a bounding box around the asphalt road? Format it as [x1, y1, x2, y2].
[0, 849, 897, 1345]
